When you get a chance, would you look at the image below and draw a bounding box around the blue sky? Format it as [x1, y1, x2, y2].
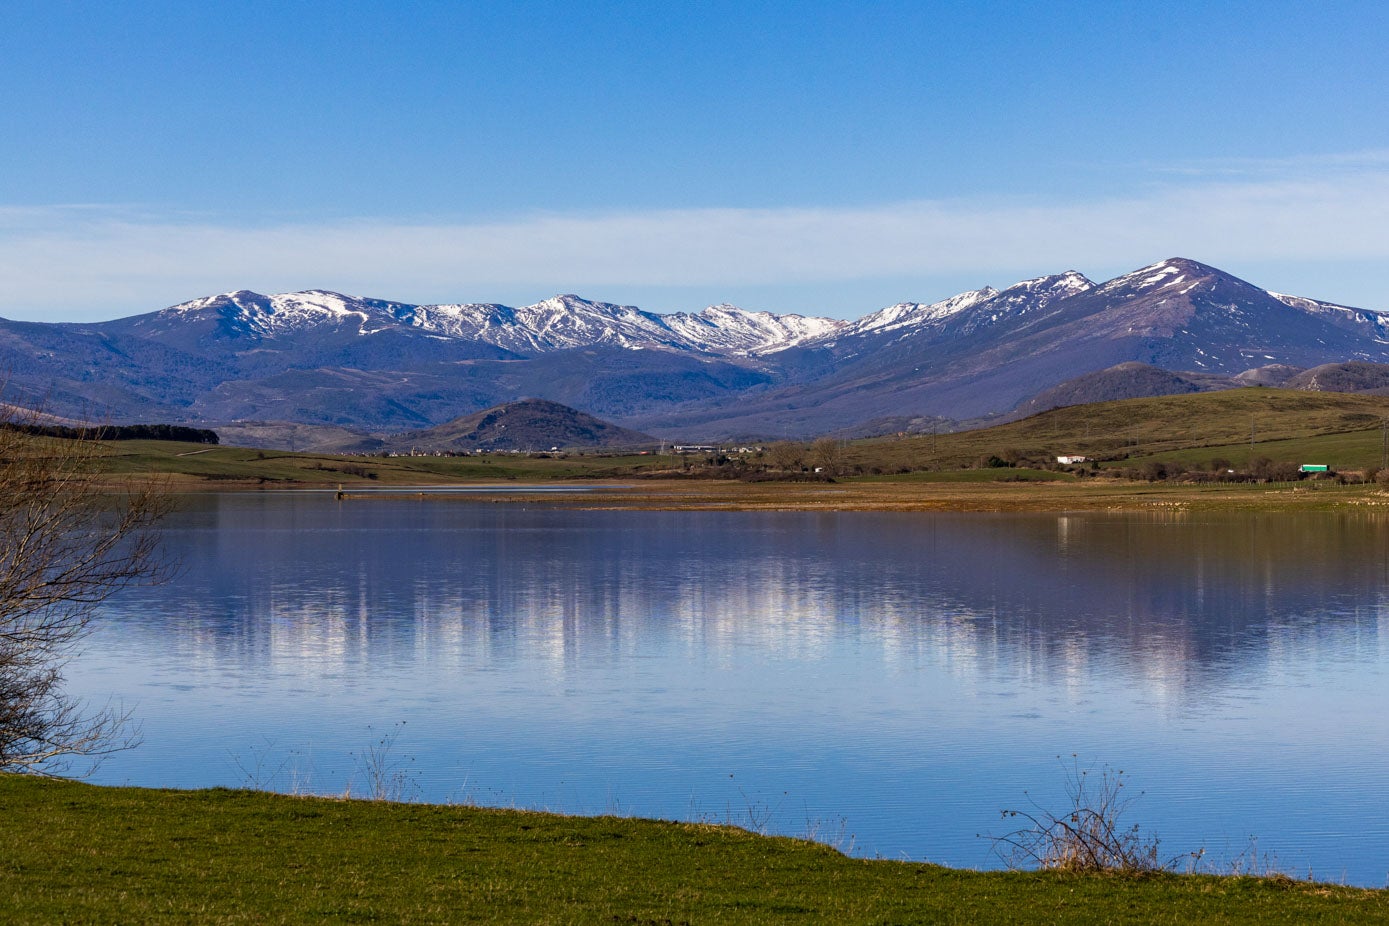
[3, 1, 1387, 321]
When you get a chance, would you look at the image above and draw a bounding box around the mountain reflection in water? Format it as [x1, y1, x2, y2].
[76, 493, 1389, 886]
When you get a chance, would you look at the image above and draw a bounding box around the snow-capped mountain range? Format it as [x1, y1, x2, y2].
[145, 289, 845, 356]
[141, 258, 1385, 360]
[1, 257, 1386, 443]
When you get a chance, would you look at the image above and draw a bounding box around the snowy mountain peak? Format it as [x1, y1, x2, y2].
[167, 289, 267, 313]
[534, 293, 616, 312]
[698, 303, 753, 318]
[169, 288, 370, 316]
[155, 289, 399, 339]
[267, 290, 369, 318]
[844, 286, 998, 338]
[440, 295, 671, 352]
[1002, 271, 1094, 298]
[1095, 257, 1220, 296]
[663, 304, 845, 355]
[959, 272, 1098, 325]
[931, 286, 1000, 315]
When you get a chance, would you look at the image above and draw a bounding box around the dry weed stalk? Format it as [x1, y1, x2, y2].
[988, 756, 1199, 874]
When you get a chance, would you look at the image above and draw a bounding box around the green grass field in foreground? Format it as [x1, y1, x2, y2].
[0, 777, 1383, 924]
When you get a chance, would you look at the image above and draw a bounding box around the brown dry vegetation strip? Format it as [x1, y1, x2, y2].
[88, 471, 1389, 514]
[449, 479, 1389, 513]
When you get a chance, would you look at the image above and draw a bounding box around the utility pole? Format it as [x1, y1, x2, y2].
[1381, 418, 1387, 471]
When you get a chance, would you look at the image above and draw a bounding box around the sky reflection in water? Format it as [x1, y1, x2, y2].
[71, 493, 1389, 885]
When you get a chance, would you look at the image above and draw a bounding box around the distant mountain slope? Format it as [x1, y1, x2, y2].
[1010, 362, 1220, 417]
[1233, 364, 1304, 387]
[2, 258, 1386, 441]
[852, 387, 1389, 477]
[627, 259, 1389, 437]
[1284, 362, 1389, 394]
[1013, 360, 1389, 420]
[1267, 292, 1389, 340]
[393, 398, 656, 451]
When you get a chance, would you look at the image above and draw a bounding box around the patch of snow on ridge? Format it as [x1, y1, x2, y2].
[1005, 270, 1094, 297]
[164, 289, 267, 315]
[1269, 291, 1373, 314]
[1092, 259, 1203, 296]
[406, 295, 846, 355]
[665, 304, 846, 355]
[846, 287, 999, 337]
[988, 271, 1095, 313]
[160, 289, 381, 336]
[413, 294, 686, 353]
[1139, 266, 1182, 287]
[265, 290, 371, 325]
[1270, 291, 1389, 337]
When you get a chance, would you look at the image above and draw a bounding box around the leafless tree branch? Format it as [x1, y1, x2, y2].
[0, 399, 171, 775]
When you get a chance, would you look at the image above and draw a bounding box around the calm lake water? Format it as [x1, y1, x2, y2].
[72, 492, 1389, 886]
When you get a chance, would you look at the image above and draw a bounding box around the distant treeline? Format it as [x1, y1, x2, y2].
[1, 422, 219, 444]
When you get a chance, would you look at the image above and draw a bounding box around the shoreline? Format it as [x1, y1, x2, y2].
[132, 475, 1389, 513]
[2, 775, 1384, 923]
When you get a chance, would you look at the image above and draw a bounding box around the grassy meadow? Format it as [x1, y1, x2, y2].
[843, 388, 1389, 474]
[1, 776, 1384, 924]
[90, 440, 669, 485]
[61, 388, 1389, 513]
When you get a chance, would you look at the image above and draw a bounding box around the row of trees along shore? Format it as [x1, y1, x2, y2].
[655, 441, 1368, 484]
[0, 422, 218, 443]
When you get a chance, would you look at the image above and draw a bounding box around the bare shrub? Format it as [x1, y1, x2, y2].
[0, 403, 171, 774]
[998, 448, 1027, 466]
[987, 757, 1199, 874]
[809, 437, 843, 475]
[350, 722, 419, 802]
[766, 441, 805, 471]
[1139, 461, 1168, 482]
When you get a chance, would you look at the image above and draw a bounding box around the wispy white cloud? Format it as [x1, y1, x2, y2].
[1147, 148, 1389, 178]
[3, 161, 1389, 320]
